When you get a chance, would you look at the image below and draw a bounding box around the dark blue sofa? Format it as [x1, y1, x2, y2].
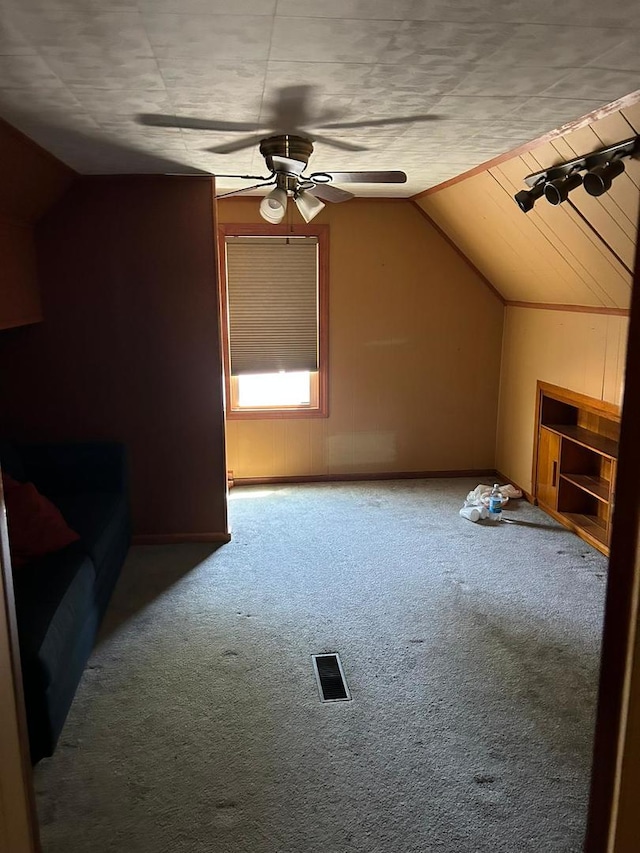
[2, 442, 130, 763]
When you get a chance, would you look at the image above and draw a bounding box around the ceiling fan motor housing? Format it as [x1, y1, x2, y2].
[260, 134, 314, 173]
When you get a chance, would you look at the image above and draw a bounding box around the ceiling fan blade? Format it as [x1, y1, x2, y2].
[319, 115, 440, 130]
[271, 155, 307, 175]
[216, 180, 277, 199]
[137, 113, 262, 133]
[206, 134, 268, 154]
[270, 84, 315, 128]
[311, 171, 407, 184]
[214, 172, 272, 180]
[307, 183, 354, 203]
[307, 132, 368, 152]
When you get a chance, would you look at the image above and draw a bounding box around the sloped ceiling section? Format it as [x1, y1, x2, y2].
[415, 102, 640, 310]
[0, 117, 74, 224]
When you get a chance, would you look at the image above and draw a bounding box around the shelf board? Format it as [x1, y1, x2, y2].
[545, 424, 618, 459]
[563, 512, 608, 546]
[560, 473, 611, 502]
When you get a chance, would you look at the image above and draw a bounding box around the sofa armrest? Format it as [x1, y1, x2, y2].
[19, 442, 128, 496]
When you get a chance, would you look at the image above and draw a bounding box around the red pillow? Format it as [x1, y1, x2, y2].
[2, 474, 80, 568]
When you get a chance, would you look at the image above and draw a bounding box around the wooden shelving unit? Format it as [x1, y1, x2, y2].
[533, 382, 621, 556]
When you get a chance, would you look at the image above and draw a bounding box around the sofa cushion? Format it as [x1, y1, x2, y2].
[53, 491, 129, 589]
[3, 475, 81, 568]
[0, 440, 26, 481]
[12, 542, 97, 690]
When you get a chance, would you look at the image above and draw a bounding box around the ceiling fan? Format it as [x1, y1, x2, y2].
[214, 133, 407, 223]
[137, 86, 440, 220]
[138, 84, 440, 155]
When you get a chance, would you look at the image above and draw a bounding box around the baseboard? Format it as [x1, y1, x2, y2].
[233, 469, 497, 486]
[132, 532, 232, 545]
[495, 470, 534, 503]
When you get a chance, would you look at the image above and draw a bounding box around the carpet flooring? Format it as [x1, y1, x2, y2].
[34, 479, 608, 853]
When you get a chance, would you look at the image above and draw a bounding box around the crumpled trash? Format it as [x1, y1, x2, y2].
[464, 483, 522, 508]
[459, 505, 489, 522]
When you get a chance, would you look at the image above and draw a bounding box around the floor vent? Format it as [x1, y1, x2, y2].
[312, 653, 351, 702]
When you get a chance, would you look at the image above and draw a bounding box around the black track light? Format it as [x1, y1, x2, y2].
[514, 180, 545, 212]
[544, 171, 583, 206]
[514, 134, 638, 213]
[583, 159, 626, 197]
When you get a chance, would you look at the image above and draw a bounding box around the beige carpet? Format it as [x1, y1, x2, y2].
[35, 479, 607, 852]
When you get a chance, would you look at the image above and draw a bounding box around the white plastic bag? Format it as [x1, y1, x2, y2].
[464, 483, 522, 508]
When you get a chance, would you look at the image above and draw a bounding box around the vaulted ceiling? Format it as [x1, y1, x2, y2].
[417, 102, 640, 309]
[0, 0, 639, 197]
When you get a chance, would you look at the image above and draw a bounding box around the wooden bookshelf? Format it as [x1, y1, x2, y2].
[533, 382, 621, 556]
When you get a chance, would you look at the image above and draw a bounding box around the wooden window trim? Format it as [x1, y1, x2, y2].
[218, 223, 329, 420]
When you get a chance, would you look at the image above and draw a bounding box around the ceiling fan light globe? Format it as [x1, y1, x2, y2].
[294, 190, 325, 223]
[259, 187, 287, 223]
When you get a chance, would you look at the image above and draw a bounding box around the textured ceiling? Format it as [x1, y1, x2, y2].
[0, 0, 639, 197]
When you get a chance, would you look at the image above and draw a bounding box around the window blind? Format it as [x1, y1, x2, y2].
[225, 236, 319, 375]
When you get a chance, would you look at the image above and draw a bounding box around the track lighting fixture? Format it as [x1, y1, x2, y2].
[583, 159, 625, 197]
[514, 180, 546, 212]
[544, 170, 583, 206]
[514, 135, 638, 212]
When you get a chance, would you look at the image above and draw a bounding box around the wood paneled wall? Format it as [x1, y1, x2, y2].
[220, 198, 504, 481]
[497, 307, 628, 493]
[0, 176, 228, 540]
[416, 104, 640, 310]
[0, 118, 74, 330]
[415, 103, 639, 494]
[0, 475, 39, 853]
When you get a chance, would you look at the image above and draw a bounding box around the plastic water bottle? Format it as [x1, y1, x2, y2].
[488, 484, 503, 520]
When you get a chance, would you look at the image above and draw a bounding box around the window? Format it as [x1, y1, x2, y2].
[218, 224, 329, 419]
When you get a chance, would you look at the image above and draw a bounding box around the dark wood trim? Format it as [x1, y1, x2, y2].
[536, 380, 622, 420]
[225, 406, 328, 421]
[218, 223, 330, 238]
[409, 200, 505, 305]
[0, 473, 41, 852]
[584, 197, 640, 852]
[412, 90, 640, 200]
[538, 501, 609, 556]
[132, 533, 232, 545]
[233, 469, 498, 486]
[209, 178, 230, 538]
[531, 382, 544, 507]
[217, 223, 330, 420]
[506, 301, 629, 316]
[317, 223, 330, 418]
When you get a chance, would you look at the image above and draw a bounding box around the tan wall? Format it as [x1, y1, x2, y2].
[496, 307, 628, 494]
[416, 103, 640, 310]
[219, 198, 504, 480]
